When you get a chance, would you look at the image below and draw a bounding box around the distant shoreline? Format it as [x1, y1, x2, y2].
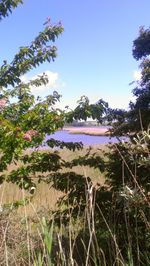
[63, 126, 110, 136]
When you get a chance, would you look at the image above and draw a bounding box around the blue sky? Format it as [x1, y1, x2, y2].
[0, 0, 150, 109]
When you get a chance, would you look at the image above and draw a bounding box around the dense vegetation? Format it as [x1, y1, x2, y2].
[0, 1, 150, 265]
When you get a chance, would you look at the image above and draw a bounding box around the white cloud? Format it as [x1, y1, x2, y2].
[20, 75, 28, 83]
[133, 70, 142, 81]
[30, 71, 59, 95]
[20, 71, 59, 96]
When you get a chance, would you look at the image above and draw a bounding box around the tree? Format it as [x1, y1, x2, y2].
[0, 2, 107, 190]
[95, 27, 150, 265]
[0, 1, 66, 188]
[0, 0, 23, 20]
[108, 27, 150, 135]
[130, 27, 150, 131]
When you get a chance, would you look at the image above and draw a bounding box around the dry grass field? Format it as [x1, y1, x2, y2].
[0, 145, 107, 265]
[0, 145, 106, 215]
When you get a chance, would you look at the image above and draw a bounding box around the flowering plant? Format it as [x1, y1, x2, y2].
[0, 9, 65, 189]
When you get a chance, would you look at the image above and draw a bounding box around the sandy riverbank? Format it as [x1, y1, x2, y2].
[63, 127, 111, 136]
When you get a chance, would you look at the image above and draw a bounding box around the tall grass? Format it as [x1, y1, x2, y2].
[0, 143, 149, 265]
[0, 181, 149, 265]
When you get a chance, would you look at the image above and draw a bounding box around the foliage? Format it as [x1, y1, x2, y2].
[106, 27, 150, 135]
[132, 26, 150, 60]
[0, 2, 150, 265]
[0, 2, 64, 190]
[66, 96, 108, 123]
[0, 2, 108, 191]
[0, 0, 23, 20]
[33, 217, 54, 266]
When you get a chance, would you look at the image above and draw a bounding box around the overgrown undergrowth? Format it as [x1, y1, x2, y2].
[0, 138, 150, 266]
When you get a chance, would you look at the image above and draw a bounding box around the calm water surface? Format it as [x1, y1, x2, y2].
[46, 130, 127, 146]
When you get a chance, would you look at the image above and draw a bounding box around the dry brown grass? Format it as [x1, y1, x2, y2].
[0, 145, 106, 215]
[0, 205, 53, 265]
[0, 145, 110, 266]
[0, 145, 107, 265]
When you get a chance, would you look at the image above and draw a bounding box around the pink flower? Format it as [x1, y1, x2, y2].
[26, 129, 38, 137]
[23, 133, 32, 142]
[23, 129, 38, 142]
[0, 99, 7, 108]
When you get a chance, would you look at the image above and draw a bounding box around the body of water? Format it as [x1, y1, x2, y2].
[45, 130, 127, 146]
